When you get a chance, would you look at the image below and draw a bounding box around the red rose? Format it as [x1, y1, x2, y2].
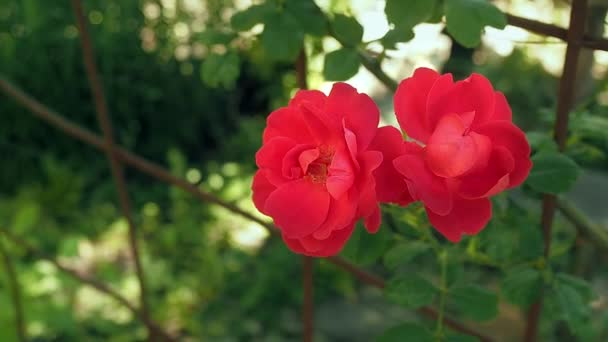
[252, 83, 383, 256]
[372, 68, 532, 242]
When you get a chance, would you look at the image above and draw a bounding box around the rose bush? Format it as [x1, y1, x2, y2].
[252, 83, 384, 256]
[373, 68, 533, 242]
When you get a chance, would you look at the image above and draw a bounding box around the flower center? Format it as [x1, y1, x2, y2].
[306, 146, 334, 184]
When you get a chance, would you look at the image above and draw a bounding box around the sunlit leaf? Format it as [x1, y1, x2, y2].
[445, 0, 507, 48]
[332, 14, 363, 46]
[323, 48, 360, 81]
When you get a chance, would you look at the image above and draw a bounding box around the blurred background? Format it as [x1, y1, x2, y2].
[1, 0, 607, 341]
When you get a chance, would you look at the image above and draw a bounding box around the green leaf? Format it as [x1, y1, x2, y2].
[385, 274, 437, 309]
[332, 14, 363, 46]
[382, 26, 415, 50]
[341, 223, 392, 265]
[230, 4, 274, 31]
[450, 285, 498, 321]
[501, 267, 543, 308]
[377, 322, 434, 342]
[383, 241, 430, 270]
[526, 131, 558, 152]
[526, 152, 580, 194]
[261, 11, 304, 61]
[553, 276, 592, 333]
[445, 0, 507, 48]
[385, 0, 437, 29]
[285, 0, 327, 36]
[516, 223, 544, 261]
[200, 51, 240, 89]
[555, 273, 593, 302]
[323, 48, 361, 81]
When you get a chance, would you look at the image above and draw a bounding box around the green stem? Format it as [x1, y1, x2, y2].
[435, 249, 448, 341]
[0, 235, 27, 342]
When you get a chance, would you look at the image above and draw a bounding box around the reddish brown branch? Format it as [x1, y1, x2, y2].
[0, 75, 490, 341]
[524, 1, 588, 341]
[69, 1, 155, 340]
[506, 14, 568, 40]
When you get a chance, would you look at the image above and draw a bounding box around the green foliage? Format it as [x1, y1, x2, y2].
[500, 267, 543, 308]
[331, 14, 364, 46]
[527, 152, 581, 194]
[450, 285, 498, 321]
[200, 51, 240, 88]
[385, 274, 438, 309]
[261, 10, 304, 61]
[382, 26, 415, 50]
[385, 0, 437, 30]
[445, 0, 507, 47]
[377, 322, 434, 342]
[341, 223, 392, 265]
[284, 0, 327, 36]
[383, 241, 431, 270]
[323, 47, 360, 81]
[552, 273, 594, 335]
[230, 3, 273, 31]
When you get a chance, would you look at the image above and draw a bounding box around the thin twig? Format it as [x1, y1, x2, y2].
[524, 1, 588, 341]
[0, 235, 27, 342]
[506, 13, 608, 51]
[69, 1, 156, 340]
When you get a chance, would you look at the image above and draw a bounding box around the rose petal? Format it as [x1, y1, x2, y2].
[313, 190, 357, 239]
[368, 126, 414, 205]
[344, 92, 380, 151]
[491, 92, 512, 121]
[474, 121, 532, 188]
[428, 73, 495, 130]
[355, 150, 383, 217]
[364, 206, 381, 233]
[457, 146, 515, 199]
[263, 107, 313, 143]
[393, 153, 452, 215]
[251, 170, 276, 215]
[264, 179, 330, 238]
[426, 197, 492, 242]
[255, 137, 298, 185]
[283, 223, 355, 257]
[394, 67, 441, 143]
[324, 82, 357, 126]
[298, 148, 320, 174]
[326, 148, 355, 199]
[290, 89, 327, 110]
[281, 144, 314, 181]
[426, 113, 477, 178]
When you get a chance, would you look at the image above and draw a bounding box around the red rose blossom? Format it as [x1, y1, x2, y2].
[252, 83, 383, 256]
[371, 68, 532, 242]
